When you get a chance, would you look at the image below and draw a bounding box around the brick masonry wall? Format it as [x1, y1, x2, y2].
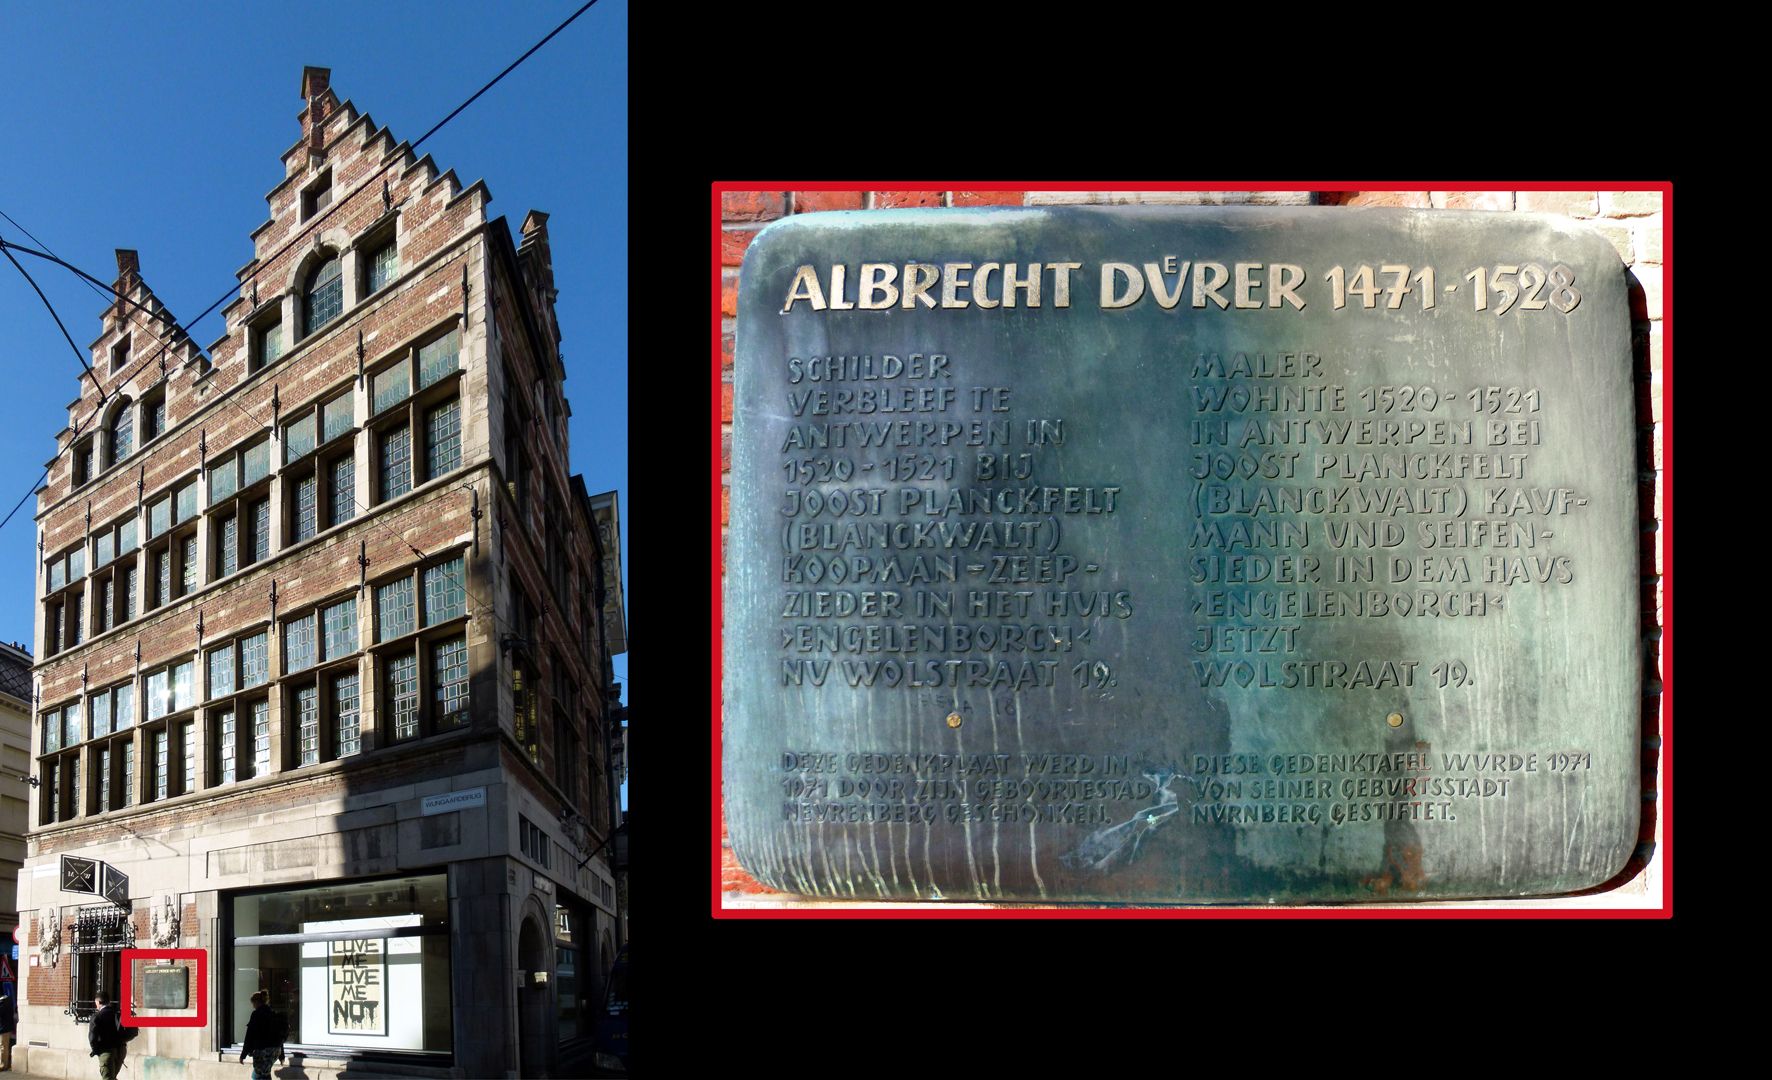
[717, 187, 1668, 906]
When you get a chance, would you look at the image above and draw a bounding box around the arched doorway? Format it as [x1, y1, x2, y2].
[517, 915, 552, 1076]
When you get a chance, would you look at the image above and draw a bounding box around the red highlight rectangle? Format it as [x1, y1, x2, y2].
[120, 948, 207, 1028]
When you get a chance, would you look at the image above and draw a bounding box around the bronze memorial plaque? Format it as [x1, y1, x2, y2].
[723, 206, 1639, 903]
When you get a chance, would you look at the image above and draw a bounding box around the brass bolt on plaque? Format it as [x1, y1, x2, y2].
[946, 712, 964, 729]
[1386, 712, 1405, 728]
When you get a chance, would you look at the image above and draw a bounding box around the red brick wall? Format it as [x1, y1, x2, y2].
[717, 187, 1669, 905]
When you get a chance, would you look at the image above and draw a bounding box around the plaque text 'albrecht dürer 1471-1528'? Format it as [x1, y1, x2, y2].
[728, 207, 1638, 903]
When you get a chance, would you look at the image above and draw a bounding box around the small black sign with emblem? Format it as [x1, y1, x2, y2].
[101, 863, 129, 908]
[60, 855, 98, 895]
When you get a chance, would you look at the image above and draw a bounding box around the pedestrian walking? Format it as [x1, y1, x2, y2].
[87, 991, 137, 1080]
[239, 991, 287, 1080]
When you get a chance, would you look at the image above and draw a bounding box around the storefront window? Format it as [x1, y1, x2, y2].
[229, 874, 451, 1054]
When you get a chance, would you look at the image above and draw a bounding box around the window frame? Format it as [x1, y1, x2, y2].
[359, 222, 399, 299]
[88, 515, 140, 636]
[140, 382, 168, 445]
[302, 251, 344, 339]
[281, 592, 365, 769]
[249, 307, 285, 376]
[143, 476, 201, 613]
[280, 386, 358, 545]
[367, 324, 464, 505]
[372, 550, 473, 745]
[208, 437, 275, 580]
[300, 168, 333, 222]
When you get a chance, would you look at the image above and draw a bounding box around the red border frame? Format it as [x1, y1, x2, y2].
[714, 181, 1671, 920]
[120, 948, 207, 1028]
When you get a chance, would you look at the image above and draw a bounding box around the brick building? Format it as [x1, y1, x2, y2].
[18, 67, 625, 1077]
[1, 641, 30, 977]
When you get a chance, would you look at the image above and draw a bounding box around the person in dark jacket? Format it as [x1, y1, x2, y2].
[88, 991, 135, 1080]
[0, 991, 16, 1071]
[240, 991, 285, 1080]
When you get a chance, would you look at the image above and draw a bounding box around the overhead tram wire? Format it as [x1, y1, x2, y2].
[0, 242, 107, 406]
[0, 1, 611, 651]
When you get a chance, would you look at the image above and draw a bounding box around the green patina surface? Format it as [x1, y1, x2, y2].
[725, 206, 1639, 903]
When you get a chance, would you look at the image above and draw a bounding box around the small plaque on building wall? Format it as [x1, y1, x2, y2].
[140, 966, 188, 1009]
[60, 855, 98, 895]
[421, 787, 486, 815]
[724, 206, 1640, 903]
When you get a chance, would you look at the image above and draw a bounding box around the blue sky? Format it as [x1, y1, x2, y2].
[1, 3, 628, 752]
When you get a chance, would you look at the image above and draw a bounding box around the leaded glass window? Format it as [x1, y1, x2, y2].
[219, 515, 238, 576]
[123, 566, 137, 620]
[380, 424, 412, 500]
[305, 255, 343, 334]
[121, 742, 134, 806]
[90, 691, 111, 740]
[389, 653, 419, 740]
[119, 520, 137, 555]
[147, 671, 168, 721]
[208, 645, 236, 699]
[249, 499, 270, 564]
[181, 719, 195, 795]
[426, 399, 461, 478]
[417, 328, 460, 390]
[64, 707, 79, 748]
[434, 636, 469, 729]
[95, 531, 113, 567]
[218, 709, 237, 784]
[330, 455, 355, 527]
[323, 391, 353, 444]
[110, 405, 133, 463]
[423, 558, 466, 625]
[44, 708, 61, 753]
[335, 672, 361, 757]
[114, 684, 133, 731]
[172, 661, 195, 712]
[98, 747, 111, 812]
[285, 613, 317, 673]
[377, 577, 415, 641]
[241, 632, 269, 688]
[285, 411, 316, 464]
[152, 729, 168, 801]
[296, 684, 319, 766]
[252, 699, 270, 777]
[176, 480, 198, 524]
[181, 536, 198, 594]
[155, 548, 171, 607]
[323, 598, 357, 659]
[373, 358, 411, 415]
[148, 497, 171, 538]
[294, 474, 318, 542]
[367, 240, 398, 294]
[243, 439, 270, 486]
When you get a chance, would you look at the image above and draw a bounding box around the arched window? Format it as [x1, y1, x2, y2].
[108, 400, 134, 466]
[304, 253, 343, 336]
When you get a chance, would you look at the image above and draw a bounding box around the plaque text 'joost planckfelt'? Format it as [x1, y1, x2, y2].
[724, 206, 1639, 903]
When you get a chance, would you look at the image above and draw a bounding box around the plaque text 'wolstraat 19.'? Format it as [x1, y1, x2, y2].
[725, 206, 1639, 903]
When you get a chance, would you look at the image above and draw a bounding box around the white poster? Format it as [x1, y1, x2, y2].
[300, 915, 422, 1049]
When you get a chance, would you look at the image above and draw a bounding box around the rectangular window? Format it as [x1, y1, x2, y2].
[250, 499, 270, 564]
[152, 729, 168, 801]
[147, 670, 169, 721]
[218, 709, 237, 784]
[329, 456, 355, 527]
[181, 719, 195, 795]
[243, 439, 271, 486]
[90, 690, 111, 739]
[241, 632, 269, 688]
[175, 479, 198, 524]
[373, 358, 411, 415]
[70, 594, 84, 647]
[219, 515, 239, 576]
[227, 875, 452, 1053]
[251, 699, 270, 777]
[181, 536, 198, 594]
[97, 746, 112, 812]
[284, 613, 317, 673]
[417, 328, 460, 390]
[367, 240, 398, 294]
[95, 531, 114, 568]
[423, 558, 466, 625]
[433, 635, 469, 729]
[154, 548, 171, 607]
[285, 412, 317, 464]
[65, 707, 80, 749]
[210, 458, 238, 504]
[44, 707, 62, 753]
[388, 653, 419, 741]
[123, 566, 137, 621]
[296, 685, 319, 766]
[293, 474, 318, 542]
[100, 578, 115, 632]
[144, 395, 166, 442]
[425, 399, 461, 477]
[114, 684, 133, 731]
[379, 424, 412, 500]
[323, 598, 357, 659]
[256, 317, 285, 370]
[323, 391, 354, 444]
[377, 577, 415, 641]
[334, 672, 361, 757]
[121, 742, 134, 806]
[148, 496, 171, 539]
[208, 645, 236, 699]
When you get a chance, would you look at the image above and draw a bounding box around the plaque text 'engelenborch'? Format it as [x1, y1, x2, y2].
[725, 206, 1639, 903]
